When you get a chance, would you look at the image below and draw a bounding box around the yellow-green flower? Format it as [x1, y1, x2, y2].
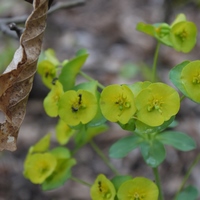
[90, 174, 116, 200]
[181, 60, 200, 103]
[170, 21, 197, 53]
[135, 82, 180, 126]
[23, 153, 57, 184]
[43, 80, 64, 117]
[37, 60, 57, 88]
[117, 177, 158, 200]
[100, 84, 136, 124]
[58, 89, 98, 126]
[56, 119, 75, 145]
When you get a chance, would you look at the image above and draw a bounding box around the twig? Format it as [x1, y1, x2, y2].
[0, 0, 86, 39]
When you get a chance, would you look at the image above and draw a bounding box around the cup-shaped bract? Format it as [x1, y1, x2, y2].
[135, 82, 180, 127]
[181, 60, 200, 103]
[38, 60, 57, 88]
[170, 21, 197, 53]
[100, 84, 136, 124]
[117, 177, 158, 200]
[23, 153, 57, 184]
[58, 89, 98, 126]
[55, 119, 75, 145]
[90, 174, 116, 200]
[43, 80, 64, 117]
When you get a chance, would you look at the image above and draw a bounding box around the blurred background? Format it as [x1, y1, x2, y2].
[0, 0, 200, 199]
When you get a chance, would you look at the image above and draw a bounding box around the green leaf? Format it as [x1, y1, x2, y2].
[136, 22, 155, 37]
[111, 175, 132, 191]
[73, 81, 98, 96]
[135, 116, 175, 134]
[74, 124, 108, 147]
[118, 118, 136, 132]
[50, 147, 71, 159]
[169, 60, 190, 95]
[76, 48, 89, 56]
[42, 147, 76, 190]
[59, 53, 89, 91]
[140, 140, 166, 167]
[176, 185, 199, 200]
[42, 158, 76, 190]
[109, 135, 143, 158]
[156, 131, 196, 151]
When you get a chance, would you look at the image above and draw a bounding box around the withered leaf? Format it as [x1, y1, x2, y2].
[0, 0, 49, 151]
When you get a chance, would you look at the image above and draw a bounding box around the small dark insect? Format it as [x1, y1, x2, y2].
[71, 106, 78, 112]
[78, 94, 82, 105]
[98, 181, 102, 192]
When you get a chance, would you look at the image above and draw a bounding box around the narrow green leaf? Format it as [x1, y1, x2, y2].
[109, 135, 143, 158]
[157, 131, 196, 151]
[59, 53, 89, 91]
[176, 185, 199, 200]
[136, 22, 155, 36]
[140, 140, 166, 167]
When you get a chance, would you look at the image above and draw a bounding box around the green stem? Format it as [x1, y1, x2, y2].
[153, 167, 164, 200]
[79, 71, 105, 89]
[71, 176, 92, 187]
[152, 42, 161, 82]
[90, 140, 120, 176]
[174, 153, 200, 200]
[180, 95, 186, 102]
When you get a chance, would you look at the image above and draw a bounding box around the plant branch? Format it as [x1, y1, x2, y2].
[71, 176, 92, 187]
[90, 140, 120, 176]
[153, 167, 164, 200]
[174, 153, 200, 200]
[0, 0, 86, 39]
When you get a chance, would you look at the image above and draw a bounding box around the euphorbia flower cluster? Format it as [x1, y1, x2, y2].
[137, 13, 197, 53]
[90, 174, 158, 200]
[100, 82, 180, 127]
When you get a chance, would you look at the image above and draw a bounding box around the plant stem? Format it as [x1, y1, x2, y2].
[71, 176, 92, 187]
[180, 95, 186, 102]
[174, 153, 200, 200]
[79, 71, 105, 89]
[153, 167, 164, 200]
[152, 42, 161, 82]
[90, 140, 120, 176]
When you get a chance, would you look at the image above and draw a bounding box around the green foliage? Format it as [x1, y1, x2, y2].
[23, 12, 200, 200]
[176, 185, 199, 200]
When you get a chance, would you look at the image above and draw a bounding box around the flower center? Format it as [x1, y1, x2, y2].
[98, 181, 112, 199]
[192, 73, 200, 84]
[128, 191, 145, 200]
[71, 94, 84, 112]
[115, 94, 131, 111]
[176, 29, 187, 41]
[147, 97, 163, 113]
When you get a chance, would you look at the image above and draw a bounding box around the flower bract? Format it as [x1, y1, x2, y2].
[56, 119, 75, 145]
[117, 177, 158, 200]
[58, 89, 98, 126]
[43, 80, 64, 117]
[170, 21, 197, 53]
[181, 60, 200, 103]
[37, 60, 57, 88]
[135, 82, 180, 126]
[100, 84, 136, 124]
[90, 174, 116, 200]
[23, 153, 57, 184]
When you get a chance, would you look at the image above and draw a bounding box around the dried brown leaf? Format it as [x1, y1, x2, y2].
[0, 0, 49, 151]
